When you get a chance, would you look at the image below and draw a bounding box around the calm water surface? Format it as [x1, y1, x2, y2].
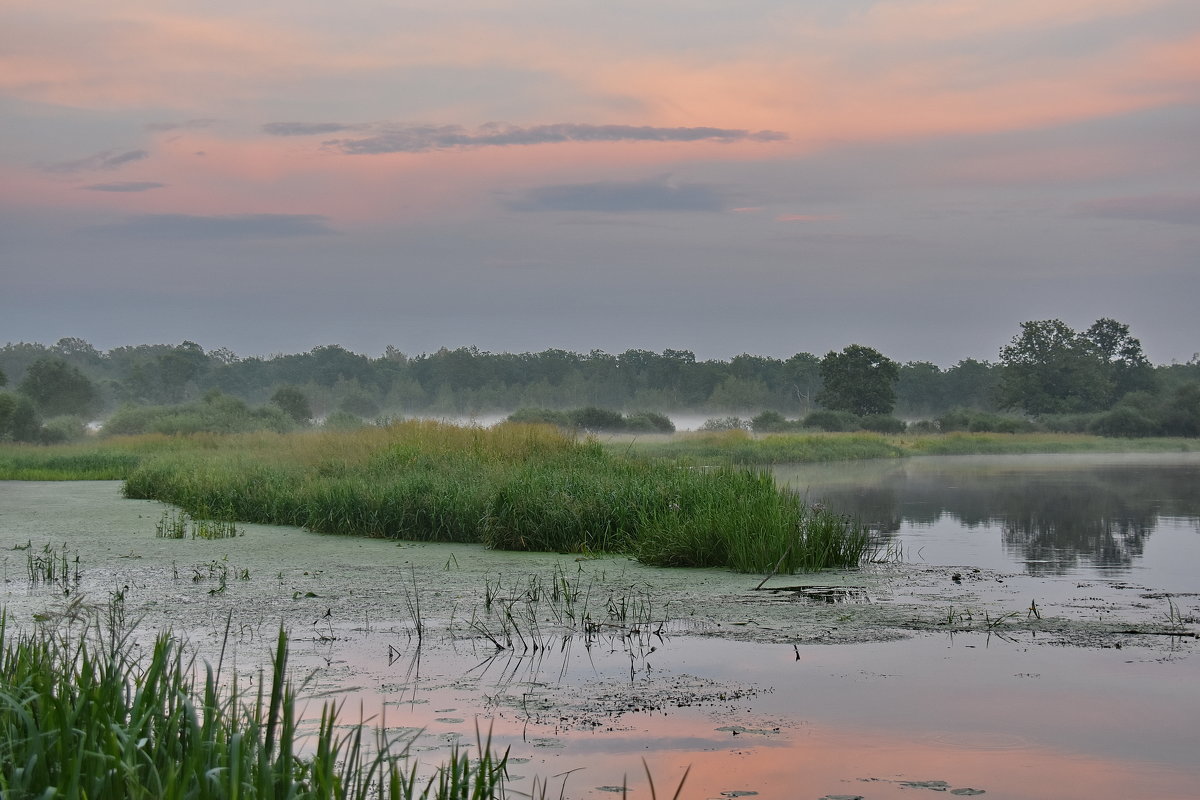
[774, 452, 1200, 589]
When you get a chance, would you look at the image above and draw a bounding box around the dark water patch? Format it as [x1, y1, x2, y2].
[758, 585, 872, 604]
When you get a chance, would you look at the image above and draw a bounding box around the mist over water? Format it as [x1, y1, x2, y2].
[775, 453, 1200, 586]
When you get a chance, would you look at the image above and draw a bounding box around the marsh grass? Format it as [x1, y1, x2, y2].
[0, 615, 509, 799]
[155, 508, 242, 540]
[116, 421, 867, 574]
[24, 542, 79, 592]
[464, 566, 666, 656]
[0, 435, 181, 480]
[624, 430, 1197, 465]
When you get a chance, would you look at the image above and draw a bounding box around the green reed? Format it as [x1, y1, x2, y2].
[0, 615, 508, 799]
[118, 422, 867, 573]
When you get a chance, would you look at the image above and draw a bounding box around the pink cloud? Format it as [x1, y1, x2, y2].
[776, 213, 842, 222]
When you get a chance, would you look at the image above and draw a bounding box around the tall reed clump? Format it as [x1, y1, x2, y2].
[629, 467, 870, 572]
[122, 420, 868, 573]
[0, 616, 508, 799]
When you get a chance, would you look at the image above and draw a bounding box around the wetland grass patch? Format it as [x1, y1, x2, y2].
[119, 421, 867, 573]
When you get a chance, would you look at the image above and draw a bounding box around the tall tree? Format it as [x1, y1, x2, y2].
[817, 345, 900, 416]
[997, 320, 1112, 414]
[782, 352, 822, 413]
[157, 341, 209, 403]
[896, 361, 944, 415]
[270, 385, 313, 423]
[1083, 318, 1155, 398]
[17, 357, 100, 418]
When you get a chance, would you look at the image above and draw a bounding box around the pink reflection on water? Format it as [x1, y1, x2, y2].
[288, 631, 1199, 800]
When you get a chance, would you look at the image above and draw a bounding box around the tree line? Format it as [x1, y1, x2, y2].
[1, 319, 1197, 442]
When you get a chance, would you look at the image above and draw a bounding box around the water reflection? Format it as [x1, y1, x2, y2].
[775, 454, 1200, 576]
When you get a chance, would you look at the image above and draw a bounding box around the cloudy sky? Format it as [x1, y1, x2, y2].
[2, 0, 1198, 366]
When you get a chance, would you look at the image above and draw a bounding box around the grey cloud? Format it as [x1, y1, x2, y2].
[263, 121, 364, 136]
[145, 119, 219, 132]
[1077, 195, 1200, 225]
[42, 149, 149, 173]
[328, 123, 787, 154]
[507, 177, 730, 213]
[81, 181, 166, 193]
[97, 213, 336, 239]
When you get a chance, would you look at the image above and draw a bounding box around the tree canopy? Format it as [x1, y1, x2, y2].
[17, 357, 100, 418]
[997, 318, 1152, 415]
[816, 345, 899, 416]
[270, 386, 313, 423]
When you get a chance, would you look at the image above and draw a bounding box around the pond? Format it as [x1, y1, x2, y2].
[1, 454, 1197, 799]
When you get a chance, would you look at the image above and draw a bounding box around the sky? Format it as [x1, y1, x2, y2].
[2, 0, 1198, 367]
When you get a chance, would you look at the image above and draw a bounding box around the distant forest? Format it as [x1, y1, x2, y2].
[1, 318, 1198, 441]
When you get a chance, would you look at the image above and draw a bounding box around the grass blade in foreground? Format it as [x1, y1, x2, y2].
[0, 614, 508, 799]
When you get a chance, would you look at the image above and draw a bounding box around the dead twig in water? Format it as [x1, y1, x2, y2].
[755, 543, 794, 591]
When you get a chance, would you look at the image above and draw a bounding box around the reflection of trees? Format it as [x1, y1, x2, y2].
[999, 485, 1152, 576]
[786, 459, 1200, 576]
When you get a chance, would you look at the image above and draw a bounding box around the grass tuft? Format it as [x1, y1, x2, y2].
[0, 614, 509, 799]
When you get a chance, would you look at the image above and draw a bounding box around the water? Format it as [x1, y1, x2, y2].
[2, 457, 1199, 799]
[775, 453, 1200, 587]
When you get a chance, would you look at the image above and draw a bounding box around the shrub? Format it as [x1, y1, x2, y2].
[801, 410, 861, 432]
[101, 396, 295, 437]
[40, 415, 87, 444]
[1039, 413, 1099, 434]
[338, 391, 380, 418]
[270, 385, 312, 422]
[569, 406, 627, 432]
[1160, 382, 1200, 437]
[860, 414, 906, 434]
[701, 416, 750, 432]
[751, 410, 789, 433]
[1091, 406, 1158, 438]
[507, 407, 572, 427]
[625, 411, 675, 433]
[0, 394, 42, 443]
[322, 410, 366, 430]
[937, 408, 1034, 434]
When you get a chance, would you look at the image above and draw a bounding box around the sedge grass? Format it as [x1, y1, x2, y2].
[116, 421, 868, 573]
[0, 614, 509, 799]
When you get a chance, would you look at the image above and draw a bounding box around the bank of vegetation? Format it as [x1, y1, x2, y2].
[10, 421, 861, 574]
[0, 618, 507, 799]
[3, 317, 1198, 446]
[622, 430, 1197, 465]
